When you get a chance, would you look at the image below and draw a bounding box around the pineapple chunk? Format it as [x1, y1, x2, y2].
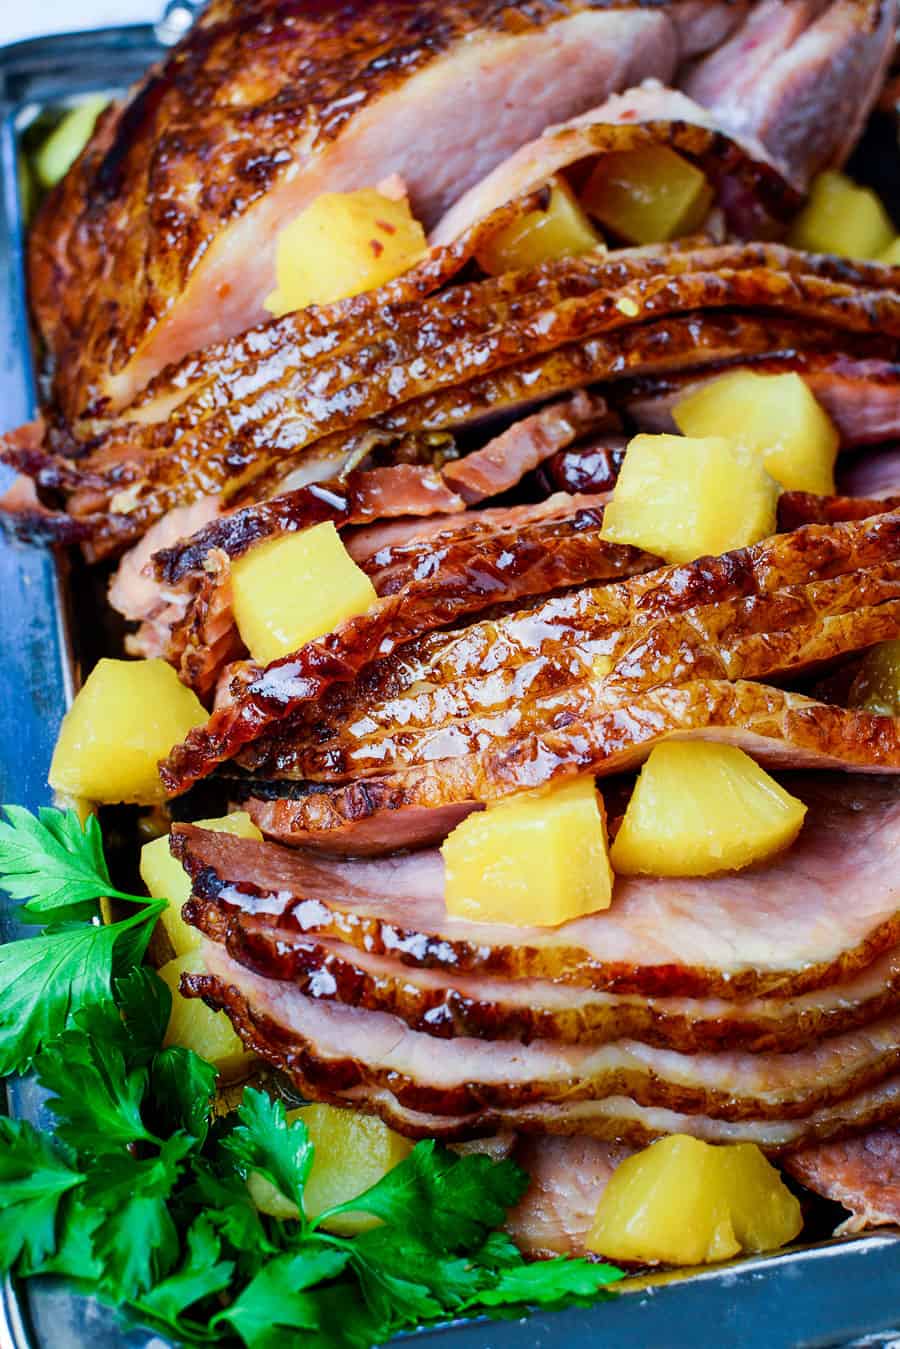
[442, 776, 614, 927]
[587, 1135, 802, 1266]
[581, 145, 713, 245]
[599, 434, 778, 565]
[848, 639, 900, 717]
[247, 1103, 413, 1235]
[611, 742, 807, 877]
[265, 189, 427, 317]
[673, 370, 839, 495]
[880, 238, 900, 266]
[35, 95, 107, 189]
[231, 522, 377, 665]
[49, 658, 207, 805]
[788, 170, 894, 260]
[141, 812, 262, 957]
[158, 953, 255, 1080]
[475, 177, 602, 275]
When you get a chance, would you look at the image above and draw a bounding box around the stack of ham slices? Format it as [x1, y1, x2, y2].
[3, 0, 900, 1255]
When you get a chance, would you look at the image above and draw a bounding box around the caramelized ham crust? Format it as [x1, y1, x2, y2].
[161, 512, 900, 795]
[33, 0, 735, 419]
[9, 245, 900, 557]
[173, 774, 900, 1000]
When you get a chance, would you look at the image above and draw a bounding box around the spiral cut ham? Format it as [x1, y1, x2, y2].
[7, 244, 900, 560]
[159, 512, 900, 818]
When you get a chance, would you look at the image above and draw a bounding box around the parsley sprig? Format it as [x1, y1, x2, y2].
[0, 805, 624, 1346]
[0, 806, 165, 1074]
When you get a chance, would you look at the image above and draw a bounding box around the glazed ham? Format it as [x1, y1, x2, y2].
[31, 0, 742, 420]
[160, 512, 900, 797]
[9, 243, 900, 557]
[682, 0, 895, 189]
[173, 775, 900, 1001]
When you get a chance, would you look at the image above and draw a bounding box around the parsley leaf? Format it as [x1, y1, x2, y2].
[222, 1087, 314, 1216]
[117, 966, 172, 1064]
[0, 901, 165, 1075]
[0, 806, 112, 917]
[213, 1247, 351, 1349]
[36, 1004, 158, 1154]
[134, 1214, 234, 1332]
[0, 1117, 83, 1275]
[150, 1046, 217, 1144]
[318, 1139, 529, 1250]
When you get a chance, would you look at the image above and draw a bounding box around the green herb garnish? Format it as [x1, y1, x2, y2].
[0, 806, 623, 1346]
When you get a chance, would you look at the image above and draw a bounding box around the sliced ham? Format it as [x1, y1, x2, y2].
[431, 81, 795, 248]
[31, 0, 716, 418]
[441, 392, 612, 504]
[185, 945, 900, 1150]
[839, 445, 900, 499]
[622, 348, 900, 450]
[682, 0, 895, 189]
[162, 512, 900, 794]
[209, 921, 900, 1054]
[784, 1127, 900, 1231]
[190, 941, 900, 1120]
[173, 773, 900, 1000]
[10, 243, 900, 557]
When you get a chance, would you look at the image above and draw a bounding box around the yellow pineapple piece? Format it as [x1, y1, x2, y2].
[231, 522, 377, 665]
[599, 434, 779, 565]
[581, 144, 713, 245]
[587, 1134, 801, 1266]
[35, 95, 107, 189]
[442, 776, 614, 927]
[49, 658, 207, 806]
[611, 742, 807, 877]
[718, 1144, 804, 1254]
[475, 177, 603, 275]
[848, 639, 900, 717]
[158, 953, 255, 1081]
[788, 170, 894, 260]
[879, 238, 900, 266]
[141, 812, 262, 958]
[265, 189, 427, 316]
[247, 1103, 413, 1235]
[673, 370, 839, 495]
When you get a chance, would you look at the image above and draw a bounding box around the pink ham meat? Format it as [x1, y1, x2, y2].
[784, 1128, 900, 1230]
[504, 1136, 634, 1258]
[682, 0, 895, 189]
[431, 82, 793, 248]
[186, 941, 900, 1149]
[33, 0, 727, 419]
[441, 392, 612, 504]
[172, 774, 900, 1000]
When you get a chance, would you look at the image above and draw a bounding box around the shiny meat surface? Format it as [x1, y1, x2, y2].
[172, 774, 900, 999]
[30, 0, 723, 418]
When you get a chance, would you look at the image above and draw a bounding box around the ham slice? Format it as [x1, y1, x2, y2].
[185, 944, 900, 1150]
[682, 0, 895, 189]
[207, 922, 900, 1055]
[784, 1128, 900, 1231]
[622, 348, 900, 450]
[431, 81, 795, 247]
[162, 512, 900, 794]
[188, 940, 900, 1126]
[9, 243, 900, 558]
[173, 774, 900, 1000]
[32, 0, 714, 418]
[504, 1136, 633, 1258]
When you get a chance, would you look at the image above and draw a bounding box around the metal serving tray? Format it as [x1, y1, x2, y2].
[0, 13, 899, 1348]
